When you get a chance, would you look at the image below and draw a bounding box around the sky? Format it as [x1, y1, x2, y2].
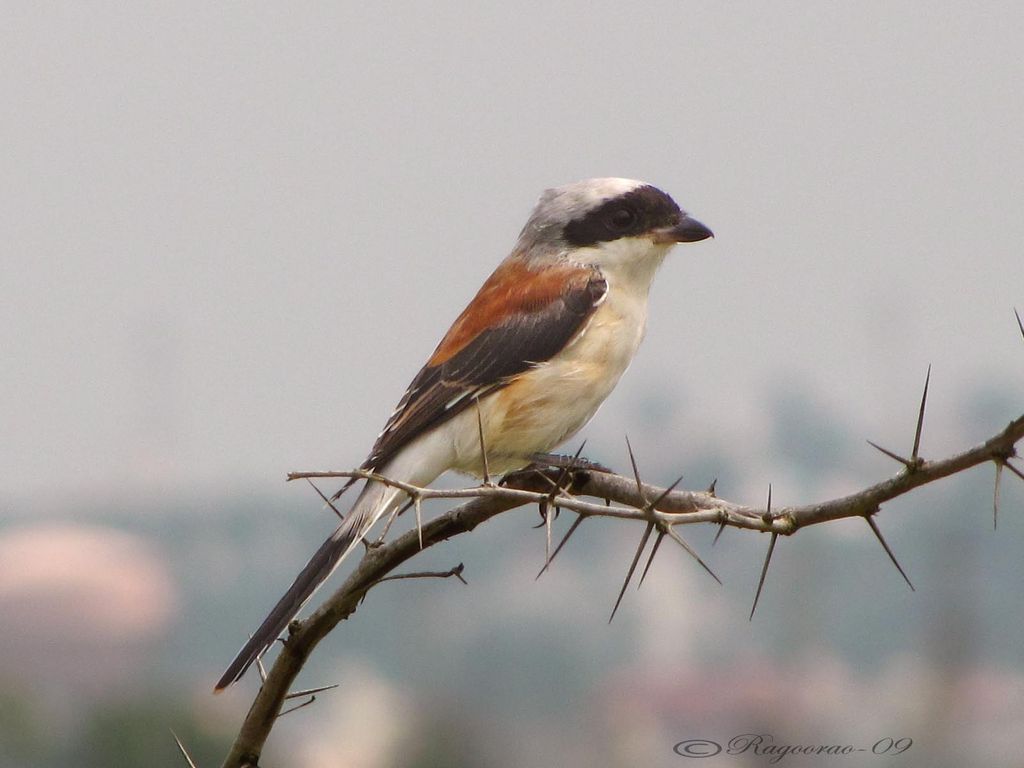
[2, 4, 1024, 766]
[3, 2, 1021, 506]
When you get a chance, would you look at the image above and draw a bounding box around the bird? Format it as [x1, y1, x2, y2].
[215, 177, 712, 691]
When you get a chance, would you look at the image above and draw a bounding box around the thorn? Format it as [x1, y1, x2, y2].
[475, 398, 491, 485]
[706, 477, 718, 496]
[374, 501, 405, 545]
[911, 365, 931, 464]
[647, 475, 685, 512]
[535, 441, 587, 533]
[749, 532, 777, 620]
[528, 467, 563, 493]
[544, 502, 553, 564]
[255, 650, 267, 684]
[285, 682, 340, 699]
[394, 496, 415, 518]
[609, 522, 653, 623]
[994, 462, 1003, 530]
[278, 695, 318, 718]
[624, 435, 648, 505]
[1003, 459, 1024, 483]
[637, 530, 665, 587]
[866, 439, 913, 468]
[712, 515, 727, 546]
[665, 526, 722, 585]
[536, 515, 586, 579]
[529, 466, 570, 498]
[865, 514, 914, 591]
[171, 730, 199, 768]
[556, 440, 589, 490]
[307, 478, 345, 520]
[1015, 307, 1024, 341]
[413, 494, 424, 550]
[631, 474, 691, 585]
[532, 456, 581, 499]
[760, 483, 773, 525]
[329, 476, 358, 503]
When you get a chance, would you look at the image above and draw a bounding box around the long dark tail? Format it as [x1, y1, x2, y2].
[214, 482, 388, 691]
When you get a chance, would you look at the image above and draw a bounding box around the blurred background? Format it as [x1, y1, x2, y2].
[2, 2, 1023, 766]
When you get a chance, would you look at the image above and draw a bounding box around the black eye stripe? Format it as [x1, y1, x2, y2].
[562, 185, 682, 247]
[608, 207, 638, 230]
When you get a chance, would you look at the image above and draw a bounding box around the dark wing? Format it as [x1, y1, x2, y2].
[361, 259, 607, 474]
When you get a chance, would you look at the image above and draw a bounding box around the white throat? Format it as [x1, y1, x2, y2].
[576, 236, 673, 296]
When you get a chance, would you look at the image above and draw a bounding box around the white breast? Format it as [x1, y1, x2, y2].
[445, 239, 673, 475]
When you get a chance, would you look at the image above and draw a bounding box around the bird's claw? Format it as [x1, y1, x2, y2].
[530, 452, 613, 473]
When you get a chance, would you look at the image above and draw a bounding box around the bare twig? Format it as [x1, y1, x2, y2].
[375, 563, 468, 586]
[222, 411, 1024, 767]
[286, 412, 1024, 533]
[219, 490, 531, 768]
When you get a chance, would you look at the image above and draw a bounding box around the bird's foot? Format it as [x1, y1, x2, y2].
[529, 452, 613, 473]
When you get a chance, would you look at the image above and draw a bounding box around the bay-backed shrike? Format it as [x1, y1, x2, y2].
[215, 178, 712, 691]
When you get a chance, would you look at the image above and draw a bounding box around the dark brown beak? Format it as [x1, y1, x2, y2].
[653, 215, 714, 244]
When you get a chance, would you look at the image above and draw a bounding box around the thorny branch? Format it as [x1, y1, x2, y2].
[217, 334, 1024, 768]
[288, 419, 1024, 536]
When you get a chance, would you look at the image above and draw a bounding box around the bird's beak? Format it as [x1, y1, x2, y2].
[652, 215, 714, 244]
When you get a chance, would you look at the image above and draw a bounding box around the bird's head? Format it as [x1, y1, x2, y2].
[517, 178, 712, 277]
